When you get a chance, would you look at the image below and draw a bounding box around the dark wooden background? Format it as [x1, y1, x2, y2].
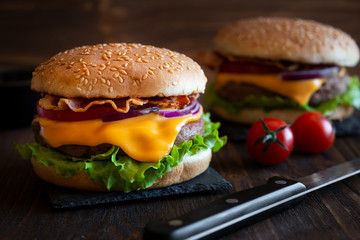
[1, 0, 360, 239]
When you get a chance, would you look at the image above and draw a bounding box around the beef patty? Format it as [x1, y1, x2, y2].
[32, 117, 205, 158]
[217, 74, 351, 106]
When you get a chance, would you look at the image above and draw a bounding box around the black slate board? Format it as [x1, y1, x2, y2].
[216, 111, 360, 142]
[46, 167, 232, 209]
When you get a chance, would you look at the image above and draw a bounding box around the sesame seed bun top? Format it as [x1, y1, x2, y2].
[31, 43, 207, 98]
[214, 17, 360, 67]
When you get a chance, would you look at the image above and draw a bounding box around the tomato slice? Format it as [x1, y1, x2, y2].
[219, 60, 282, 74]
[37, 104, 117, 121]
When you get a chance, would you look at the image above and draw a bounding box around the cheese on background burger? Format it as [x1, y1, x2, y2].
[16, 43, 227, 192]
[200, 17, 360, 124]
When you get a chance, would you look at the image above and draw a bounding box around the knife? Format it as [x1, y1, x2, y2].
[143, 158, 360, 240]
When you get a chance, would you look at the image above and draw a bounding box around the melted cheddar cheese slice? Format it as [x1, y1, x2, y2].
[38, 107, 203, 162]
[216, 73, 325, 105]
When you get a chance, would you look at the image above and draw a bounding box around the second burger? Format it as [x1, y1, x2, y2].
[201, 17, 360, 124]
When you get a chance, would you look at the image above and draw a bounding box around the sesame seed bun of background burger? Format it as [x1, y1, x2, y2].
[200, 17, 360, 124]
[15, 43, 227, 192]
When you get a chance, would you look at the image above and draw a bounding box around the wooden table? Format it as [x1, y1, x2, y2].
[1, 0, 360, 239]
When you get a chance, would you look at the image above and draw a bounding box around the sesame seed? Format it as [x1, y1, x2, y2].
[168, 69, 174, 73]
[113, 73, 119, 78]
[110, 67, 117, 71]
[148, 70, 154, 75]
[159, 65, 164, 70]
[89, 85, 93, 91]
[172, 81, 178, 86]
[120, 70, 127, 75]
[75, 74, 81, 79]
[99, 64, 106, 70]
[84, 79, 88, 85]
[102, 54, 108, 60]
[74, 69, 81, 73]
[77, 87, 82, 91]
[136, 58, 142, 63]
[118, 76, 124, 83]
[101, 78, 106, 83]
[142, 74, 148, 80]
[149, 67, 156, 70]
[107, 80, 111, 86]
[94, 78, 98, 84]
[142, 59, 149, 63]
[122, 62, 128, 67]
[97, 71, 102, 75]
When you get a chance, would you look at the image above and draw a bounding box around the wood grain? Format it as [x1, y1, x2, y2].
[1, 0, 360, 239]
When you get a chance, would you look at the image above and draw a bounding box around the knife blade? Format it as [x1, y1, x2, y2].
[143, 158, 360, 240]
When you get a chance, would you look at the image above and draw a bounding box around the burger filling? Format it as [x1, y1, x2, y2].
[217, 73, 352, 107]
[31, 117, 205, 158]
[203, 53, 360, 115]
[16, 94, 227, 192]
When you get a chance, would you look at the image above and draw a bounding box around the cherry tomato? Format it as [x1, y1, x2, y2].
[247, 118, 294, 165]
[291, 112, 335, 153]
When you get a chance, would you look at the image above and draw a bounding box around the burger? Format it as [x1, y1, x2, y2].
[15, 43, 227, 192]
[200, 17, 360, 124]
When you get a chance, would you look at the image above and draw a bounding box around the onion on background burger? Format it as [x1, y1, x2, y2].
[16, 43, 227, 192]
[200, 17, 360, 124]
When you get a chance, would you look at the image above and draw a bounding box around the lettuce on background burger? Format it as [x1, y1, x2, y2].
[200, 17, 360, 124]
[15, 43, 227, 192]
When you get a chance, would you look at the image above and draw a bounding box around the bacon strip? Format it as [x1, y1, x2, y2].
[38, 94, 199, 113]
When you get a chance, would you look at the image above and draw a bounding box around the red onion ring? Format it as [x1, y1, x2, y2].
[159, 101, 200, 118]
[281, 66, 340, 81]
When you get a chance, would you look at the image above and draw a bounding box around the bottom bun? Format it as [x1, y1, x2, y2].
[211, 105, 354, 124]
[31, 148, 212, 191]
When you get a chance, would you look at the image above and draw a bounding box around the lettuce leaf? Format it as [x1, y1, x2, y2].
[204, 76, 360, 115]
[14, 113, 227, 192]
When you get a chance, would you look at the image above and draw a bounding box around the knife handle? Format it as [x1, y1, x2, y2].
[143, 176, 307, 240]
